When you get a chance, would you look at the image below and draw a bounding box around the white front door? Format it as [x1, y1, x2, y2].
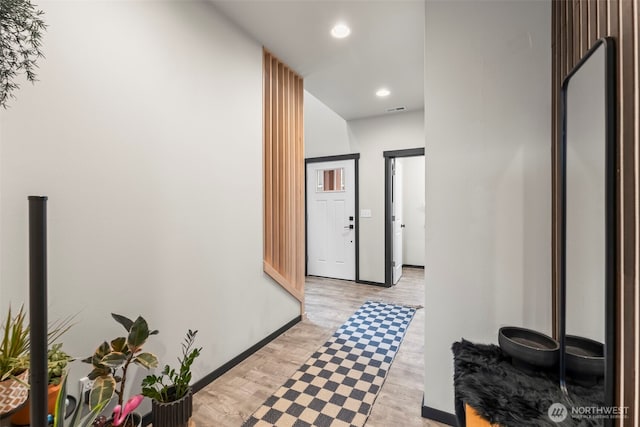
[392, 159, 403, 284]
[306, 159, 356, 280]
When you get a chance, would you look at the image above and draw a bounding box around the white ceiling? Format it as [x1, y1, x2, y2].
[211, 0, 425, 121]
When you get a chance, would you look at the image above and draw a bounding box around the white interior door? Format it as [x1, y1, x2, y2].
[392, 160, 403, 284]
[306, 159, 356, 280]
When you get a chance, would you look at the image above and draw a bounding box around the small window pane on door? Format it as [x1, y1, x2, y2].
[316, 168, 345, 192]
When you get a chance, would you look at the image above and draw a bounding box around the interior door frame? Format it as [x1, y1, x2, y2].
[384, 148, 425, 286]
[305, 153, 360, 281]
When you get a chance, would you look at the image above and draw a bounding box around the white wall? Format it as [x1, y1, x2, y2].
[0, 0, 299, 400]
[304, 91, 352, 158]
[398, 156, 425, 267]
[348, 111, 424, 283]
[424, 0, 551, 414]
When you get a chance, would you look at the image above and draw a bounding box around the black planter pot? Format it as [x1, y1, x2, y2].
[152, 388, 193, 427]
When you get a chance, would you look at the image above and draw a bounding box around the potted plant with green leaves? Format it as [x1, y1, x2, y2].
[10, 343, 74, 425]
[142, 329, 201, 427]
[0, 305, 30, 416]
[0, 305, 73, 418]
[83, 314, 159, 427]
[46, 344, 73, 412]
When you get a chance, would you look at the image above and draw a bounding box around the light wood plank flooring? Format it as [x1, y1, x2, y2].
[192, 268, 446, 427]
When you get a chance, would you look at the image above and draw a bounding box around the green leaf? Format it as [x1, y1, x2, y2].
[110, 337, 127, 352]
[90, 376, 116, 410]
[133, 352, 159, 369]
[127, 316, 150, 349]
[111, 313, 133, 331]
[141, 375, 158, 387]
[100, 352, 127, 368]
[87, 367, 110, 381]
[144, 388, 163, 401]
[92, 341, 111, 362]
[53, 372, 68, 427]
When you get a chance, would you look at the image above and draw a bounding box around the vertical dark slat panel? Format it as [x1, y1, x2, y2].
[609, 0, 619, 37]
[568, 0, 574, 70]
[573, 0, 581, 65]
[598, 0, 607, 38]
[588, 0, 597, 47]
[619, 0, 637, 423]
[561, 0, 567, 77]
[580, 0, 588, 54]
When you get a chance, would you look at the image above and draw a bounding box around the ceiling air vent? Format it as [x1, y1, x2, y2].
[385, 106, 406, 113]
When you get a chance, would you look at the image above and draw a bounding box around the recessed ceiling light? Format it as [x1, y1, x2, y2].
[331, 23, 351, 39]
[376, 88, 391, 97]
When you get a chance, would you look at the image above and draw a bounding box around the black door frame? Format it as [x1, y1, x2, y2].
[305, 154, 361, 282]
[383, 148, 425, 286]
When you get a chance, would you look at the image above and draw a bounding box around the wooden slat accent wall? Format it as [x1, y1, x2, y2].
[551, 1, 639, 423]
[263, 49, 305, 306]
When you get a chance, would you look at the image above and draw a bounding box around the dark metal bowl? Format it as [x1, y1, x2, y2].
[565, 335, 604, 378]
[499, 326, 560, 371]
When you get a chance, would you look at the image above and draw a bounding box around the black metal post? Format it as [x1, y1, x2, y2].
[29, 196, 48, 426]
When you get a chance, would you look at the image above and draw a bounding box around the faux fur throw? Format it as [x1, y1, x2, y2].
[452, 340, 604, 427]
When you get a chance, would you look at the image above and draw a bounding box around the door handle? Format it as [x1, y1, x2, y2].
[401, 224, 406, 228]
[344, 225, 354, 229]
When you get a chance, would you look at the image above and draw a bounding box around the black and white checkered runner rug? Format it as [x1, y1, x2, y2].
[243, 301, 417, 427]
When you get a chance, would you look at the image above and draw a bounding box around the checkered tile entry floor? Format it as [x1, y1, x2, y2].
[243, 301, 417, 427]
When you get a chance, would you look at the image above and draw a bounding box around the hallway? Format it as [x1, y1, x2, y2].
[192, 268, 445, 426]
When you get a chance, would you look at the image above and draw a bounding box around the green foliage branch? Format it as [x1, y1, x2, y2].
[0, 0, 46, 108]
